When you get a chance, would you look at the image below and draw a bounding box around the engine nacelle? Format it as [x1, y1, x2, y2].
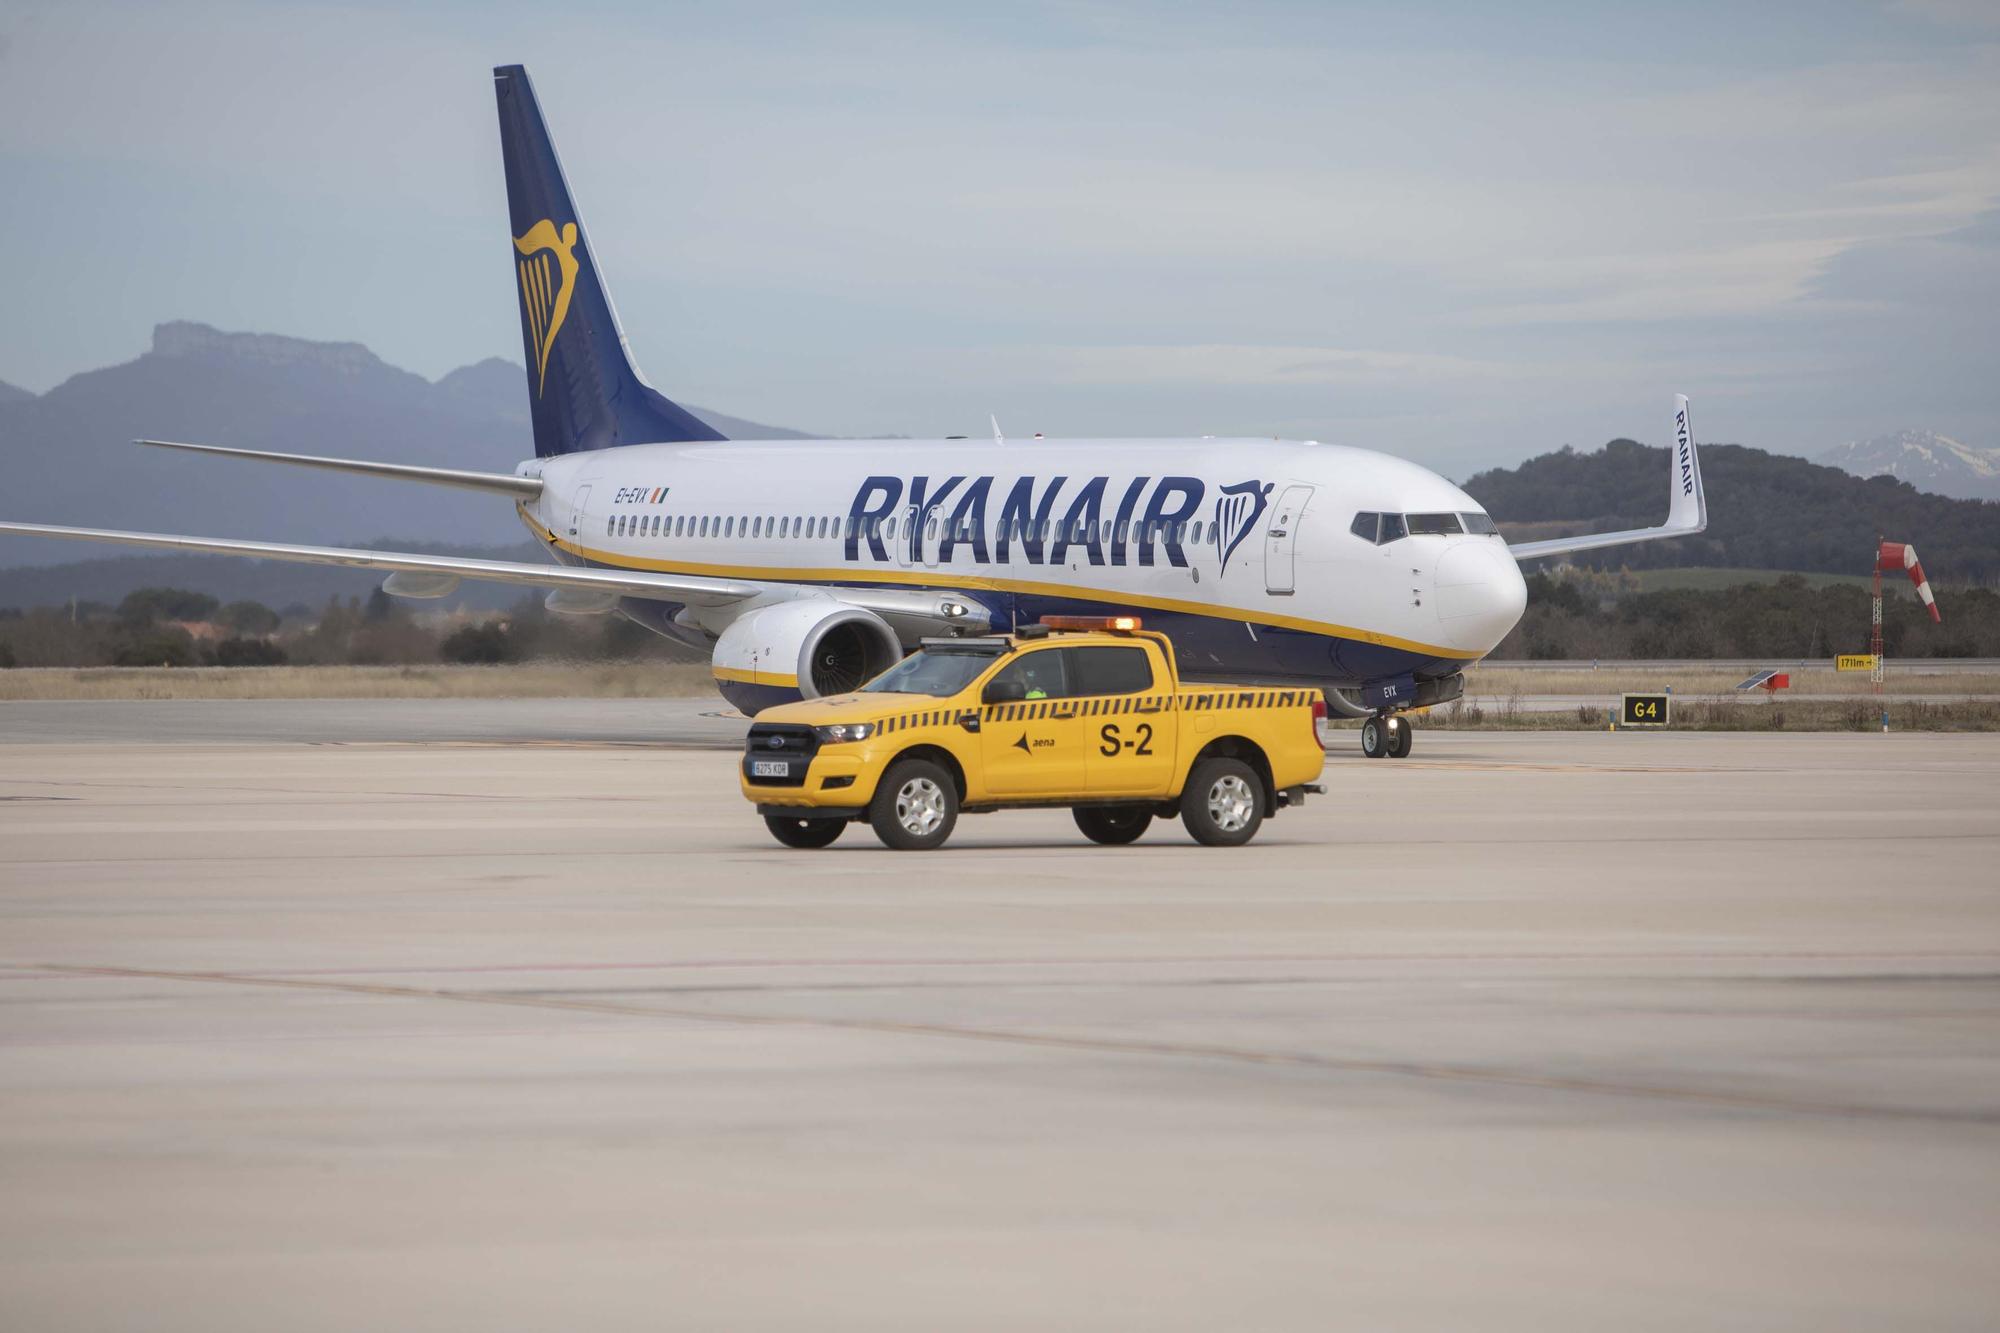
[711, 599, 904, 715]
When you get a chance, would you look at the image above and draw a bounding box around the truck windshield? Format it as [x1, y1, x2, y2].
[862, 649, 1002, 697]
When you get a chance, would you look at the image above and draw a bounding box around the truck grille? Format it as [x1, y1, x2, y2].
[742, 723, 819, 787]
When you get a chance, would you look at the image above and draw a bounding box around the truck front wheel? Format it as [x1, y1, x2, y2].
[1073, 804, 1152, 845]
[1180, 758, 1266, 847]
[869, 759, 959, 850]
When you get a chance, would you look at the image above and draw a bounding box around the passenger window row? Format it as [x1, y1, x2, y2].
[604, 511, 1223, 549]
[1349, 510, 1499, 544]
[605, 512, 851, 540]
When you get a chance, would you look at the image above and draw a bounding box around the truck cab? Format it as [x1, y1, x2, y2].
[741, 617, 1327, 850]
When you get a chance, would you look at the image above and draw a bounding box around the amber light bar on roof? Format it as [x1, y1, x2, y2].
[1039, 615, 1142, 633]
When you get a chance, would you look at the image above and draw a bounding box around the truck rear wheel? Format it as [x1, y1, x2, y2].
[1073, 804, 1152, 845]
[764, 815, 845, 849]
[1180, 758, 1265, 847]
[869, 759, 958, 850]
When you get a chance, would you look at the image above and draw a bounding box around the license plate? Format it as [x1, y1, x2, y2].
[751, 760, 790, 778]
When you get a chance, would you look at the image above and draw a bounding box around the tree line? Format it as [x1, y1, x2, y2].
[0, 587, 687, 669]
[1495, 573, 2000, 660]
[5, 575, 1994, 672]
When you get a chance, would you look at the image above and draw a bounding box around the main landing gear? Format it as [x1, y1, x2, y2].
[1359, 713, 1413, 760]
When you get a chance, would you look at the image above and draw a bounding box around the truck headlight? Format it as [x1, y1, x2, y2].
[814, 722, 876, 743]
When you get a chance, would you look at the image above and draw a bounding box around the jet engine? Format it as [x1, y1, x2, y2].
[710, 597, 904, 714]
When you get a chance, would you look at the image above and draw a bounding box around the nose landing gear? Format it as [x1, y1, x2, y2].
[1360, 714, 1413, 759]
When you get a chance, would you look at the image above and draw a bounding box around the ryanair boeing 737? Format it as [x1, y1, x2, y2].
[0, 65, 1707, 758]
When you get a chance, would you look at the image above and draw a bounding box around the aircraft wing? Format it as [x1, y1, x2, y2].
[0, 521, 758, 607]
[1508, 394, 1707, 562]
[0, 521, 989, 636]
[137, 439, 544, 499]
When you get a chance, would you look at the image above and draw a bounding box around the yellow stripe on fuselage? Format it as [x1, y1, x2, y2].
[516, 507, 1478, 661]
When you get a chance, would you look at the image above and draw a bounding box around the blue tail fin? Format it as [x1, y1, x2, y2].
[493, 65, 725, 456]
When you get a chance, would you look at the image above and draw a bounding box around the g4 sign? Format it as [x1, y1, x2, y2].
[1621, 693, 1670, 727]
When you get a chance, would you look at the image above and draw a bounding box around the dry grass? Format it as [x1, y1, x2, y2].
[1420, 696, 2000, 732]
[1466, 666, 2000, 699]
[0, 662, 719, 701]
[5, 660, 1997, 730]
[1434, 664, 2000, 730]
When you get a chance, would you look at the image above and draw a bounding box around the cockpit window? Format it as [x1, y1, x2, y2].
[1405, 512, 1463, 536]
[1354, 511, 1465, 544]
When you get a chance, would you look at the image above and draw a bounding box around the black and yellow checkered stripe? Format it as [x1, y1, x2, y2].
[873, 690, 1313, 733]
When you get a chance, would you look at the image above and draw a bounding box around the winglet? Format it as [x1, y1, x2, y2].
[1667, 393, 1706, 535]
[1508, 394, 1709, 562]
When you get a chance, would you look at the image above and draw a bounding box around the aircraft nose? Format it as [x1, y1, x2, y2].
[1435, 541, 1528, 652]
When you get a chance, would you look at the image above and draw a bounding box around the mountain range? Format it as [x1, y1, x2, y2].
[0, 322, 809, 568]
[1815, 430, 2000, 502]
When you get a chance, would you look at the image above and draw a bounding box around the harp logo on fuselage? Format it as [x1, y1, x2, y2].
[1212, 479, 1272, 577]
[513, 219, 580, 397]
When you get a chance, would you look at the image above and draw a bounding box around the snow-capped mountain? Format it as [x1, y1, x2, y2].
[1817, 430, 2000, 501]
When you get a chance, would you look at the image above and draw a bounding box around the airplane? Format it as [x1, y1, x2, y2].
[0, 64, 1707, 760]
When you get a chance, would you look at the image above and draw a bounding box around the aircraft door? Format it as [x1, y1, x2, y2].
[1264, 484, 1313, 595]
[568, 484, 593, 541]
[894, 504, 918, 569]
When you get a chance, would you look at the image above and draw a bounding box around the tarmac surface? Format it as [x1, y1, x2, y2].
[2, 701, 1998, 1329]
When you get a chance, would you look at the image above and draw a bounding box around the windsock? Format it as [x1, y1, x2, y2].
[1878, 541, 1941, 622]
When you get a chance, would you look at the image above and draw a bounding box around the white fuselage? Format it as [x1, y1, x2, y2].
[513, 436, 1529, 689]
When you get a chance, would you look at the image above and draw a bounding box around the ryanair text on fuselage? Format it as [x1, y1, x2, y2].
[841, 473, 1271, 573]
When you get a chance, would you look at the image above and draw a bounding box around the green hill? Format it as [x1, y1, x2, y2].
[1464, 440, 2000, 583]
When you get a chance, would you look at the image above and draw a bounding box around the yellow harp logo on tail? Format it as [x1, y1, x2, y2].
[512, 220, 580, 397]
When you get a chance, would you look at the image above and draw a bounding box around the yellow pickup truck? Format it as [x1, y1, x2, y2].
[741, 617, 1327, 850]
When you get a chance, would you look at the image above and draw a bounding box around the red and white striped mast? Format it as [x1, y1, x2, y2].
[1873, 538, 1941, 732]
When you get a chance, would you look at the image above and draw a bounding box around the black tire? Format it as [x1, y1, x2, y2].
[764, 815, 846, 849]
[1360, 717, 1387, 758]
[869, 758, 959, 850]
[1387, 717, 1413, 759]
[1073, 804, 1152, 845]
[1180, 758, 1266, 847]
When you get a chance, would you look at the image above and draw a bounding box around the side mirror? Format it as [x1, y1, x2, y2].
[982, 678, 1026, 704]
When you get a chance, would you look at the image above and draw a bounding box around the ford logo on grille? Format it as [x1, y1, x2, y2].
[768, 736, 786, 749]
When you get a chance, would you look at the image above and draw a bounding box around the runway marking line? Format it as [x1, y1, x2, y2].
[32, 961, 2000, 1128]
[166, 948, 2000, 977]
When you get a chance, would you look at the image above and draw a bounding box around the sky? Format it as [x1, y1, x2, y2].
[0, 0, 1996, 478]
